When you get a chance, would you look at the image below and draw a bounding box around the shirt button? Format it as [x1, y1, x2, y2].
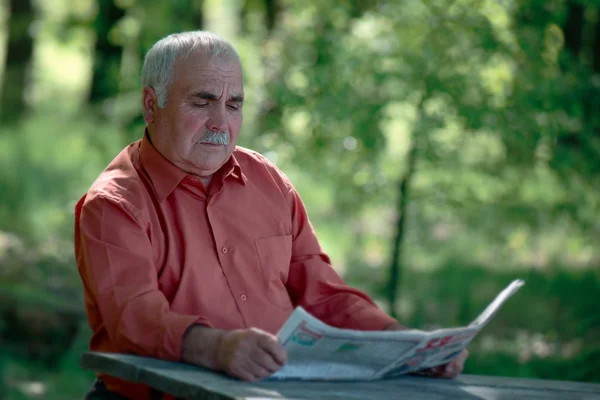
[221, 247, 228, 254]
[240, 294, 247, 301]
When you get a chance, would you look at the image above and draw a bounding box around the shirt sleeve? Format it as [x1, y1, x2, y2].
[280, 182, 398, 331]
[76, 194, 211, 361]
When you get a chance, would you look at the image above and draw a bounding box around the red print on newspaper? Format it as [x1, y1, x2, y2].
[416, 331, 477, 352]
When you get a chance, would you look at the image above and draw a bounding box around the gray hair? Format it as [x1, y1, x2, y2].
[141, 31, 240, 108]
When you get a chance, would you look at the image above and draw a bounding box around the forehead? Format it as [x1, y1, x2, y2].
[173, 50, 243, 92]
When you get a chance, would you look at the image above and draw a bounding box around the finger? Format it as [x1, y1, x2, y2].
[231, 357, 271, 381]
[448, 349, 468, 371]
[442, 362, 458, 378]
[234, 368, 259, 382]
[450, 349, 466, 363]
[440, 351, 468, 378]
[252, 349, 283, 373]
[247, 358, 275, 379]
[427, 363, 455, 378]
[257, 335, 287, 365]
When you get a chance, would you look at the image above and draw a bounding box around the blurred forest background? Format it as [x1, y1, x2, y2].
[0, 0, 599, 398]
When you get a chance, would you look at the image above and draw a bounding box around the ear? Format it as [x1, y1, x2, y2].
[143, 87, 159, 124]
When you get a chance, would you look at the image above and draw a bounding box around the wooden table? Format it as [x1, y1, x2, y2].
[80, 352, 600, 399]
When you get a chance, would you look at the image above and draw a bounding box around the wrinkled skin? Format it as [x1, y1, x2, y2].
[217, 328, 287, 381]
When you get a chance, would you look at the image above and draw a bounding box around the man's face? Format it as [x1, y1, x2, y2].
[144, 51, 244, 178]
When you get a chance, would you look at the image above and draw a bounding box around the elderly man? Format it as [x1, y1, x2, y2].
[75, 31, 468, 399]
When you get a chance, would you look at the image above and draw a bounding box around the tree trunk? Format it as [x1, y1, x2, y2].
[555, 1, 585, 149]
[593, 6, 600, 74]
[386, 95, 427, 318]
[88, 0, 125, 104]
[563, 1, 584, 58]
[591, 8, 600, 139]
[0, 0, 35, 123]
[264, 0, 279, 31]
[387, 140, 417, 318]
[240, 0, 279, 34]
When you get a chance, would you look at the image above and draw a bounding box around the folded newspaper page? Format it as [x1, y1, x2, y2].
[270, 279, 524, 380]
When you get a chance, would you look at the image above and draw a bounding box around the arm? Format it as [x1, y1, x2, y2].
[78, 195, 286, 380]
[181, 325, 224, 369]
[77, 195, 210, 361]
[276, 182, 468, 377]
[182, 325, 287, 381]
[280, 184, 398, 331]
[385, 322, 408, 330]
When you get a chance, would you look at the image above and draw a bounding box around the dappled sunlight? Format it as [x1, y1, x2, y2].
[13, 381, 46, 398]
[476, 332, 584, 362]
[0, 0, 599, 398]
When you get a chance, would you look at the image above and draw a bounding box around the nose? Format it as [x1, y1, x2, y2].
[206, 104, 228, 132]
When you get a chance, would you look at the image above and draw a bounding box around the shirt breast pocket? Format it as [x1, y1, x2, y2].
[255, 235, 293, 309]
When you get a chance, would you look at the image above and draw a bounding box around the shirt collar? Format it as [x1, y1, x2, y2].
[219, 151, 248, 186]
[139, 130, 246, 202]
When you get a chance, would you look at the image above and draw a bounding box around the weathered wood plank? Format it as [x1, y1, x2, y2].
[457, 374, 600, 394]
[81, 352, 236, 400]
[80, 352, 600, 400]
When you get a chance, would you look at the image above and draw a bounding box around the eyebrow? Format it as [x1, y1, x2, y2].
[190, 90, 244, 103]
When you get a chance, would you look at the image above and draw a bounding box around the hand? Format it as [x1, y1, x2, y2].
[420, 349, 469, 379]
[216, 327, 287, 381]
[384, 322, 468, 378]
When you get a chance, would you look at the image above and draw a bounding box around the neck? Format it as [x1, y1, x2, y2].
[199, 175, 213, 189]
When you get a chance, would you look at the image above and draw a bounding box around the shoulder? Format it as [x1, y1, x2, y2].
[81, 141, 148, 219]
[233, 146, 294, 192]
[232, 145, 274, 168]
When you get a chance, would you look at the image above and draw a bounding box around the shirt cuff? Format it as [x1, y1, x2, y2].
[159, 313, 213, 361]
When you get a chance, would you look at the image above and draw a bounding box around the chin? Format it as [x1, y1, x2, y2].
[194, 157, 225, 172]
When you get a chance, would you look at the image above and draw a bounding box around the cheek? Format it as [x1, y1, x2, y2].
[229, 128, 241, 145]
[229, 114, 243, 133]
[173, 117, 205, 145]
[178, 108, 206, 126]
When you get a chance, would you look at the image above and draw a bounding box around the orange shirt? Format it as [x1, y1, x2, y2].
[74, 134, 396, 399]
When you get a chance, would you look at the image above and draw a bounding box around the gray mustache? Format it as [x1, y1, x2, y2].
[200, 131, 230, 145]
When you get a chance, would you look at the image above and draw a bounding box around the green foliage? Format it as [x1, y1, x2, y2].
[1, 322, 94, 400]
[347, 265, 600, 383]
[0, 112, 127, 242]
[0, 0, 599, 398]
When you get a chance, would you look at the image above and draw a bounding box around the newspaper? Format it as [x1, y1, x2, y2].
[270, 279, 524, 380]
